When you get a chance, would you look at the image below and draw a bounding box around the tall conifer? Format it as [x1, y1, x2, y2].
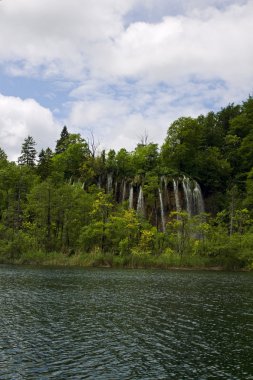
[18, 135, 37, 166]
[55, 126, 69, 154]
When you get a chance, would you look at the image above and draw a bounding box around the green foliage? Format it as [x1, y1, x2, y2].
[55, 126, 69, 154]
[132, 143, 159, 175]
[106, 149, 117, 173]
[0, 163, 39, 230]
[0, 147, 8, 162]
[115, 148, 134, 178]
[1, 96, 253, 269]
[245, 168, 253, 210]
[143, 174, 159, 206]
[161, 117, 202, 174]
[52, 134, 90, 180]
[37, 148, 53, 180]
[27, 181, 93, 252]
[18, 135, 37, 167]
[196, 147, 231, 191]
[166, 211, 193, 256]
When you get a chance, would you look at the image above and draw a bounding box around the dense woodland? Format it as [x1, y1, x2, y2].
[1, 97, 253, 269]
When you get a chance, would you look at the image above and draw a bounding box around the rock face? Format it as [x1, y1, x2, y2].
[97, 174, 205, 231]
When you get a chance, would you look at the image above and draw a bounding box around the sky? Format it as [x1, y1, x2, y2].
[0, 0, 252, 161]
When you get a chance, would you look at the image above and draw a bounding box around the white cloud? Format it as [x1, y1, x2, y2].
[0, 0, 133, 79]
[0, 94, 60, 161]
[105, 2, 253, 86]
[67, 80, 214, 152]
[1, 0, 252, 85]
[0, 0, 252, 156]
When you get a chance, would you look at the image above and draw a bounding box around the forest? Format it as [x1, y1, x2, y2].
[0, 97, 253, 269]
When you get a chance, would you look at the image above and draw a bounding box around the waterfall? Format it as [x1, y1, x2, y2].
[193, 181, 205, 214]
[163, 177, 168, 192]
[129, 184, 134, 209]
[181, 176, 205, 215]
[122, 180, 126, 202]
[161, 176, 168, 199]
[182, 176, 192, 216]
[158, 188, 166, 232]
[162, 176, 169, 209]
[137, 186, 145, 216]
[107, 173, 113, 193]
[160, 175, 167, 188]
[173, 179, 181, 213]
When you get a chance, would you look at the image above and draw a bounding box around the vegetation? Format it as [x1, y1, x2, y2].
[1, 97, 253, 270]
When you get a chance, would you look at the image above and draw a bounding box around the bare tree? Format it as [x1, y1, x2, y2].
[138, 129, 149, 146]
[87, 130, 100, 157]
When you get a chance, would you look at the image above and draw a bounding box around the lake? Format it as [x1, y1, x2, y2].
[0, 266, 252, 379]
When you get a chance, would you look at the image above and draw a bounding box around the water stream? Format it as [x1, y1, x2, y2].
[137, 186, 145, 216]
[158, 188, 166, 232]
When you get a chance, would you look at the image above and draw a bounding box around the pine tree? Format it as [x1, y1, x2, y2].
[0, 147, 7, 161]
[37, 147, 53, 179]
[55, 126, 69, 154]
[18, 135, 37, 166]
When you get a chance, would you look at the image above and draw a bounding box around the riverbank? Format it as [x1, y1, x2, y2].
[0, 250, 250, 271]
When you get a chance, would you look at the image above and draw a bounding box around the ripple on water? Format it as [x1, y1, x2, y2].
[0, 267, 253, 379]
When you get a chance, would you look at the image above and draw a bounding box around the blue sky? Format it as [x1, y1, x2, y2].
[0, 0, 252, 160]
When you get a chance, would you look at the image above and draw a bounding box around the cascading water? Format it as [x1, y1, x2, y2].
[193, 181, 205, 214]
[122, 180, 126, 203]
[97, 176, 102, 189]
[160, 176, 168, 203]
[173, 179, 181, 213]
[107, 173, 113, 193]
[160, 176, 167, 189]
[137, 186, 145, 216]
[182, 176, 192, 216]
[129, 185, 134, 209]
[158, 188, 166, 232]
[181, 176, 205, 216]
[163, 177, 168, 193]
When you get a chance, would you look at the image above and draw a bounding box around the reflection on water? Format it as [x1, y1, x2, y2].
[0, 266, 253, 379]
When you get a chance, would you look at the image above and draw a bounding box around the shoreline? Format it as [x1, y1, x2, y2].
[0, 260, 249, 272]
[0, 250, 251, 271]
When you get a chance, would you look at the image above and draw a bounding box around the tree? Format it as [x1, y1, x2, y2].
[37, 148, 53, 180]
[245, 167, 253, 211]
[27, 181, 93, 252]
[166, 211, 192, 256]
[161, 117, 202, 175]
[87, 130, 100, 158]
[0, 147, 7, 162]
[115, 148, 134, 178]
[196, 147, 231, 192]
[132, 143, 159, 175]
[86, 191, 113, 252]
[18, 136, 37, 167]
[52, 137, 90, 181]
[216, 103, 241, 135]
[0, 164, 38, 231]
[105, 149, 117, 174]
[227, 97, 253, 176]
[55, 126, 69, 154]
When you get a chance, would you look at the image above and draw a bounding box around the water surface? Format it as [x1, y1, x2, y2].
[0, 266, 252, 379]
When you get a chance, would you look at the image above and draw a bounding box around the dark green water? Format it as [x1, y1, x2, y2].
[0, 266, 253, 380]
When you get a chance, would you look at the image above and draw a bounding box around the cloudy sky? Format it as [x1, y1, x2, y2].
[0, 0, 252, 160]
